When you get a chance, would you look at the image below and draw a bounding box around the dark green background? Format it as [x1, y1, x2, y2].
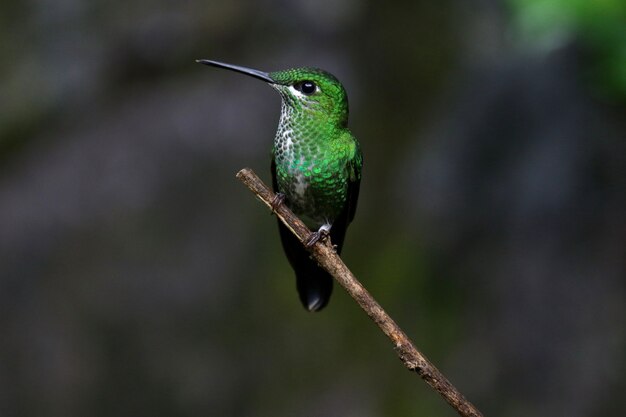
[1, 1, 624, 416]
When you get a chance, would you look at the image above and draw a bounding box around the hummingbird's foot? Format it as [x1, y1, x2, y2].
[270, 192, 285, 213]
[305, 225, 331, 248]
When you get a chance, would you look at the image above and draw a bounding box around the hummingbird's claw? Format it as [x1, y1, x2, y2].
[270, 192, 285, 213]
[305, 232, 321, 247]
[305, 228, 330, 248]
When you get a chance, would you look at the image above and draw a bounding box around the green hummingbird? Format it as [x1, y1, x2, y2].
[198, 59, 362, 312]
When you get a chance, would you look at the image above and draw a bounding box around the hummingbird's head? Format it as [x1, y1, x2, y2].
[268, 68, 349, 127]
[197, 60, 349, 127]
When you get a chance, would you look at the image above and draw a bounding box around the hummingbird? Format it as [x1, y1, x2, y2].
[198, 59, 362, 312]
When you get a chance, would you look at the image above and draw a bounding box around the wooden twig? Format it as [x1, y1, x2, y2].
[236, 167, 483, 417]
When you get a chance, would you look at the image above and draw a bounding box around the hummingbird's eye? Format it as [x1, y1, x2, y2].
[295, 80, 317, 95]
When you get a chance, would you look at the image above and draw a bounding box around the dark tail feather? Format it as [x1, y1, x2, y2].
[295, 264, 333, 312]
[277, 220, 333, 312]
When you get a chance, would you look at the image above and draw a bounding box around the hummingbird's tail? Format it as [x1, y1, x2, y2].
[295, 263, 333, 312]
[277, 220, 333, 312]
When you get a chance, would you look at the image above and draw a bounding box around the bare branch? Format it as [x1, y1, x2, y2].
[236, 167, 483, 417]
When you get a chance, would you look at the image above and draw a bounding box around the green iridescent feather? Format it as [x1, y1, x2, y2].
[269, 68, 361, 228]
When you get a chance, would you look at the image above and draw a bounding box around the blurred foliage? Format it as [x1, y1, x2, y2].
[509, 0, 626, 99]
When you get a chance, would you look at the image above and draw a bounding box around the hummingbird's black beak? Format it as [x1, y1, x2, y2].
[196, 59, 275, 84]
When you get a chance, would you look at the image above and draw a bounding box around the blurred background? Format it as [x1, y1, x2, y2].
[1, 0, 624, 416]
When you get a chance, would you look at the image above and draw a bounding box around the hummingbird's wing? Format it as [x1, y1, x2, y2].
[271, 158, 333, 311]
[345, 150, 362, 223]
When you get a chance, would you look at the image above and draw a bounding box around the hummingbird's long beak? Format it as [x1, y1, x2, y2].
[196, 59, 275, 83]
